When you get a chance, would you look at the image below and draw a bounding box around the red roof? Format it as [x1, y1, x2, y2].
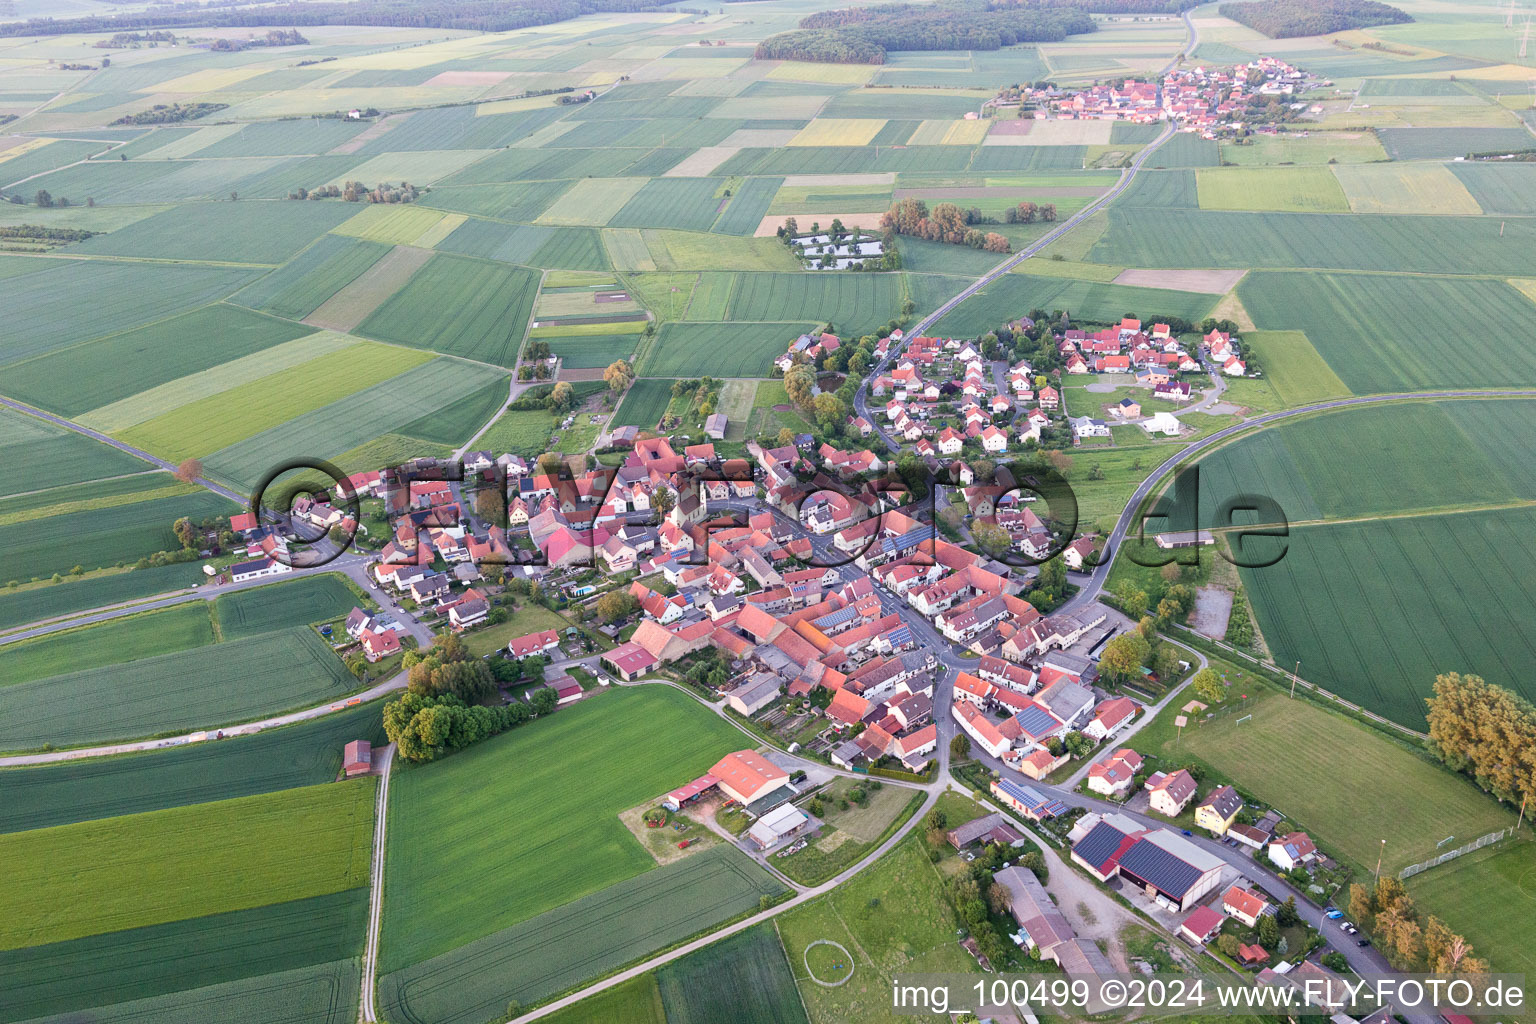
[605, 641, 658, 676]
[1181, 904, 1224, 940]
[230, 512, 257, 532]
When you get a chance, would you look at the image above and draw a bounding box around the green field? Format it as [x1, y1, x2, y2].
[1239, 331, 1352, 407]
[0, 562, 203, 632]
[380, 686, 749, 972]
[1090, 209, 1536, 276]
[0, 488, 237, 583]
[0, 408, 148, 499]
[2, 602, 214, 686]
[1448, 161, 1536, 216]
[0, 625, 355, 750]
[0, 701, 386, 834]
[117, 341, 434, 462]
[713, 176, 783, 235]
[0, 895, 365, 1024]
[71, 201, 356, 264]
[398, 374, 512, 445]
[1238, 504, 1536, 726]
[356, 254, 539, 367]
[0, 779, 373, 949]
[641, 321, 801, 377]
[1218, 131, 1388, 165]
[1238, 271, 1536, 392]
[230, 234, 392, 321]
[1377, 126, 1536, 160]
[475, 407, 554, 457]
[1191, 400, 1536, 526]
[610, 177, 726, 233]
[537, 975, 666, 1024]
[204, 357, 508, 490]
[380, 844, 784, 1024]
[2, 302, 318, 419]
[545, 333, 640, 368]
[657, 924, 809, 1024]
[214, 574, 359, 639]
[933, 272, 1216, 338]
[614, 378, 678, 429]
[1195, 166, 1350, 213]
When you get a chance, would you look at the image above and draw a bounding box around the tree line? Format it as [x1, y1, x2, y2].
[206, 29, 309, 51]
[755, 0, 1095, 64]
[880, 198, 1012, 252]
[1, 0, 676, 38]
[1349, 875, 1490, 972]
[111, 101, 226, 126]
[1216, 0, 1410, 38]
[1425, 672, 1536, 810]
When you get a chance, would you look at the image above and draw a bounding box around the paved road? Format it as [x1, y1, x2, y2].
[361, 743, 396, 1024]
[0, 394, 246, 505]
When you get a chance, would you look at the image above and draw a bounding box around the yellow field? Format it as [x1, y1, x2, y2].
[788, 118, 886, 147]
[766, 61, 878, 85]
[1331, 162, 1483, 215]
[474, 95, 559, 116]
[411, 212, 467, 248]
[907, 119, 989, 146]
[536, 177, 647, 226]
[0, 136, 51, 164]
[333, 203, 448, 246]
[327, 39, 494, 70]
[1509, 278, 1536, 306]
[602, 228, 656, 272]
[153, 67, 269, 93]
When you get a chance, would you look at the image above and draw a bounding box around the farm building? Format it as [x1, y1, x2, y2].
[230, 557, 292, 583]
[1072, 820, 1225, 910]
[603, 642, 659, 680]
[662, 773, 719, 812]
[947, 812, 1024, 850]
[704, 413, 728, 440]
[541, 676, 583, 705]
[1154, 530, 1214, 550]
[709, 750, 792, 806]
[725, 673, 781, 716]
[747, 803, 809, 850]
[994, 865, 1113, 983]
[344, 740, 371, 777]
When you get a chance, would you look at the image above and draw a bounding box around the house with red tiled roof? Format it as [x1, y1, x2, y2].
[1084, 696, 1137, 741]
[1222, 885, 1270, 928]
[507, 628, 559, 658]
[1086, 747, 1143, 797]
[359, 627, 401, 662]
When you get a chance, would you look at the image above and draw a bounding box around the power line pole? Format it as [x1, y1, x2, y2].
[1523, 13, 1532, 59]
[1374, 838, 1386, 883]
[1508, 0, 1518, 29]
[1518, 793, 1528, 833]
[1289, 660, 1300, 698]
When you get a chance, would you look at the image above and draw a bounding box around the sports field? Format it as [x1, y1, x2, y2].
[1140, 685, 1513, 875]
[1408, 839, 1536, 978]
[1, 779, 373, 949]
[380, 686, 748, 971]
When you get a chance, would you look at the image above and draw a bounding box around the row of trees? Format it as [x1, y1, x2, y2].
[880, 198, 1011, 252]
[112, 101, 226, 126]
[1003, 201, 1058, 224]
[1348, 875, 1489, 972]
[1425, 672, 1536, 809]
[384, 690, 554, 762]
[289, 180, 421, 204]
[1097, 594, 1197, 686]
[757, 1, 1095, 63]
[207, 29, 309, 50]
[1217, 0, 1410, 38]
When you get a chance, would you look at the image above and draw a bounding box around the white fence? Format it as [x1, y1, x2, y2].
[1398, 827, 1515, 880]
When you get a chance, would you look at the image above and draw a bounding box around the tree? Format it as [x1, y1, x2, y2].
[545, 381, 575, 416]
[971, 520, 1012, 560]
[1217, 934, 1241, 958]
[1098, 632, 1150, 682]
[34, 189, 52, 208]
[783, 363, 816, 409]
[1348, 882, 1373, 924]
[1063, 730, 1091, 758]
[1256, 912, 1280, 949]
[172, 516, 197, 550]
[777, 427, 795, 446]
[950, 733, 971, 759]
[474, 486, 506, 526]
[173, 458, 203, 483]
[530, 685, 558, 716]
[651, 486, 676, 517]
[1277, 894, 1300, 926]
[1117, 586, 1148, 619]
[1191, 667, 1226, 704]
[595, 588, 639, 623]
[603, 358, 634, 392]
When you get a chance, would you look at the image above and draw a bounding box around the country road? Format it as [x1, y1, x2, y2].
[361, 743, 396, 1024]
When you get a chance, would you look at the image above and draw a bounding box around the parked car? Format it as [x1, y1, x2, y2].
[1357, 939, 1371, 947]
[1181, 829, 1193, 837]
[1325, 910, 1344, 919]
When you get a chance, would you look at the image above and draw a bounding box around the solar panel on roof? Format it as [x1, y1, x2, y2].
[1012, 705, 1060, 739]
[1072, 820, 1134, 871]
[1118, 839, 1204, 898]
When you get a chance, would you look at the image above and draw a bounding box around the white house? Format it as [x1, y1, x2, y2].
[1141, 411, 1181, 437]
[1268, 831, 1318, 871]
[229, 557, 292, 583]
[1069, 416, 1110, 440]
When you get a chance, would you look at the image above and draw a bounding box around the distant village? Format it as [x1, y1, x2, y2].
[1004, 56, 1324, 137]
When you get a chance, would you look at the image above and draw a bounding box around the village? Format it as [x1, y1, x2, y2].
[1002, 55, 1324, 137]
